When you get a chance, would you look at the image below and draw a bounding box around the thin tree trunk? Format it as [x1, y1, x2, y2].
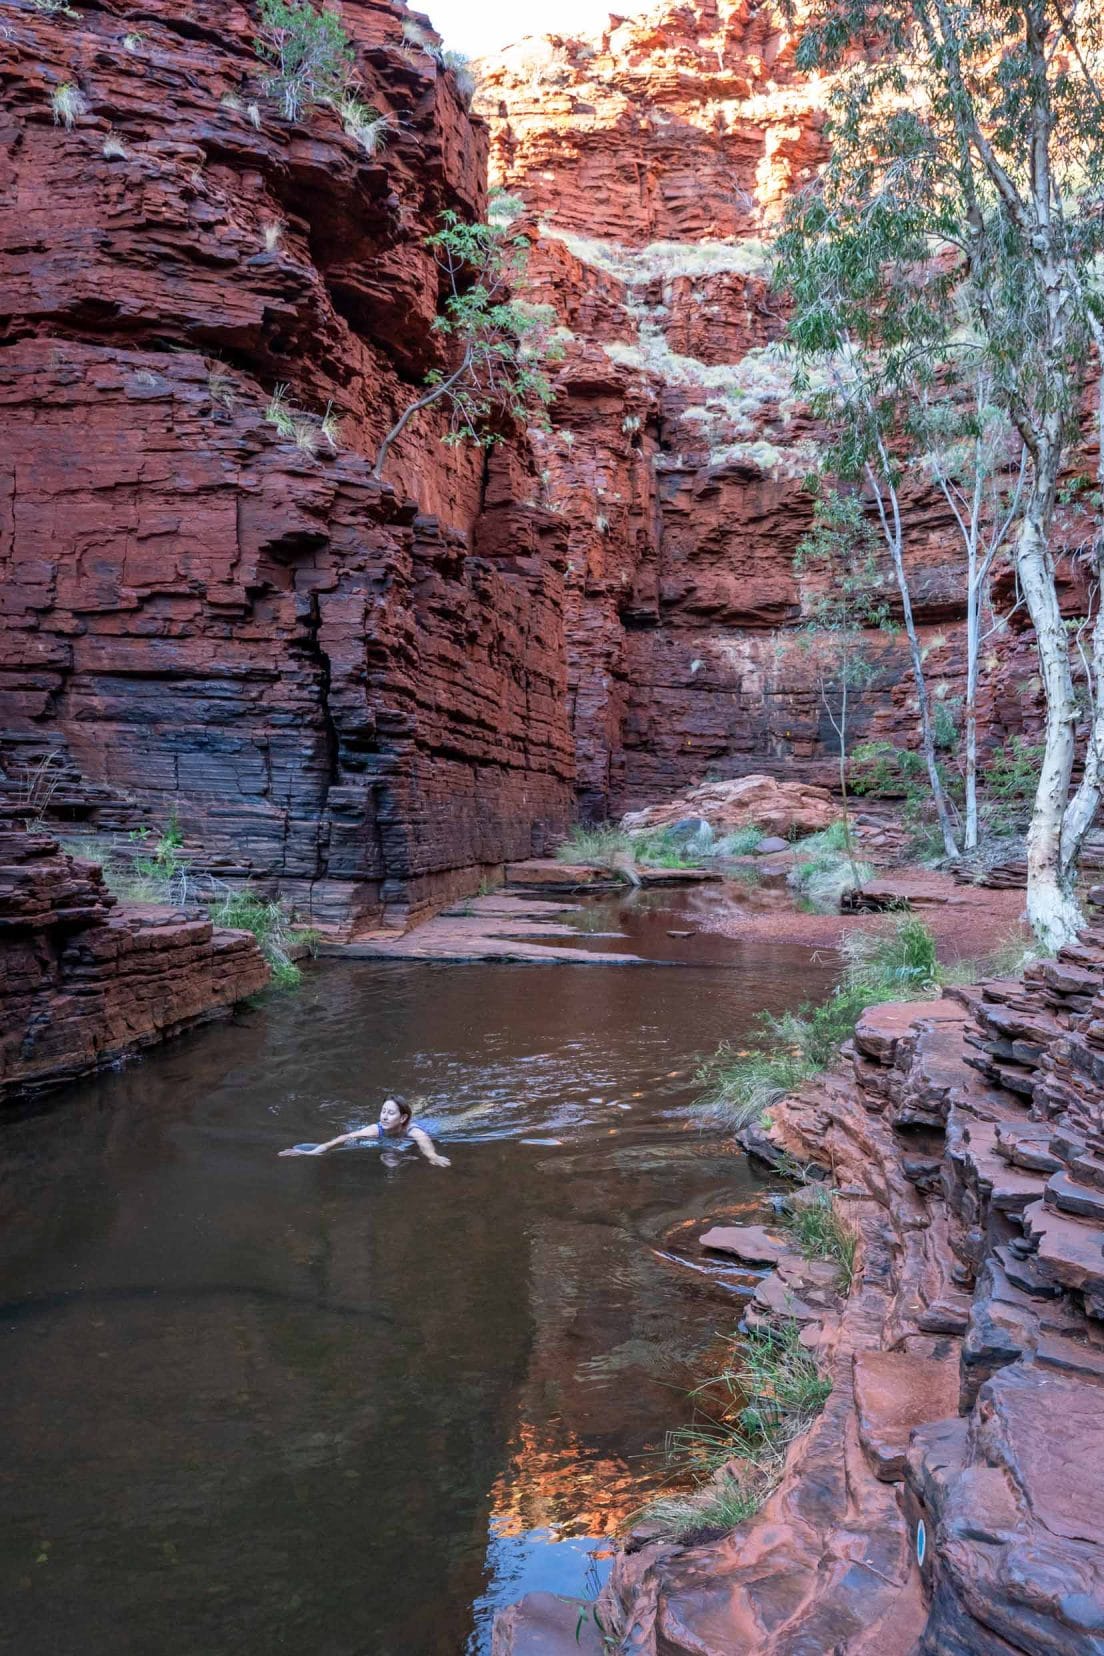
[965, 567, 980, 852]
[867, 459, 961, 859]
[1059, 313, 1104, 882]
[1017, 467, 1084, 946]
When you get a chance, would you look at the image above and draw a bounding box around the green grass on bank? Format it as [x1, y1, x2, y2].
[62, 827, 316, 991]
[644, 1321, 831, 1542]
[785, 1186, 859, 1293]
[697, 915, 942, 1129]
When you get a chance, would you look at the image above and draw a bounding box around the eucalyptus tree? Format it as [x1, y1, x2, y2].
[793, 492, 895, 878]
[781, 0, 1104, 944]
[917, 376, 1026, 850]
[777, 194, 964, 860]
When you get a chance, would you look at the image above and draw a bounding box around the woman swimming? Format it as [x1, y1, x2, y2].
[279, 1096, 450, 1167]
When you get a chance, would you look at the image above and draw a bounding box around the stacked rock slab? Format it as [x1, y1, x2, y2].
[494, 911, 1104, 1653]
[1, 828, 269, 1101]
[0, 0, 572, 930]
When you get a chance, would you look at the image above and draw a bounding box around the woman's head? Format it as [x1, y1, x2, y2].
[378, 1096, 412, 1133]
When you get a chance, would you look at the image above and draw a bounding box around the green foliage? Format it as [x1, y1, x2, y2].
[982, 736, 1044, 826]
[372, 212, 559, 478]
[932, 698, 960, 753]
[334, 92, 390, 155]
[255, 0, 354, 122]
[645, 1322, 831, 1542]
[208, 890, 303, 988]
[714, 824, 764, 856]
[441, 49, 476, 101]
[554, 824, 632, 866]
[850, 741, 927, 801]
[785, 1186, 859, 1292]
[699, 916, 941, 1127]
[788, 822, 874, 910]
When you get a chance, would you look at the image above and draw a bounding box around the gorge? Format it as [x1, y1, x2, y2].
[2, 2, 1104, 1655]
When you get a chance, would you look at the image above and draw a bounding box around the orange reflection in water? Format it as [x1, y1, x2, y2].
[488, 1416, 681, 1540]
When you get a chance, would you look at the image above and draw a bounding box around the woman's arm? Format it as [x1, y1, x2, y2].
[409, 1127, 450, 1168]
[279, 1126, 380, 1157]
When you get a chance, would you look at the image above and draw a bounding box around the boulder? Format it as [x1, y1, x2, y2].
[621, 776, 835, 840]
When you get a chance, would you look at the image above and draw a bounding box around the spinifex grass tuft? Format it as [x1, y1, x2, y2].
[644, 1322, 831, 1542]
[785, 1186, 859, 1292]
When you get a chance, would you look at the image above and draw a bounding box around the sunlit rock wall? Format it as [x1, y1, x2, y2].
[0, 0, 573, 928]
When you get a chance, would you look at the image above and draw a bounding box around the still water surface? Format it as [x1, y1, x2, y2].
[1, 921, 833, 1655]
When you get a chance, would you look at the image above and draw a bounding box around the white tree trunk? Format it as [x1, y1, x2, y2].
[964, 571, 980, 853]
[1017, 471, 1084, 946]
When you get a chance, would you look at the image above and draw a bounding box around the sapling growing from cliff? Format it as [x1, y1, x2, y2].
[370, 212, 558, 480]
[781, 0, 1104, 946]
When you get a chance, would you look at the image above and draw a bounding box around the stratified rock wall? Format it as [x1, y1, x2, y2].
[476, 1, 1055, 819]
[0, 0, 573, 927]
[563, 917, 1104, 1655]
[1, 828, 269, 1099]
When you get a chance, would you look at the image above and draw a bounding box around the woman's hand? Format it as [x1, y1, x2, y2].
[430, 1153, 451, 1168]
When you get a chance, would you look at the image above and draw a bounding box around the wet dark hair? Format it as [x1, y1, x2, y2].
[383, 1095, 413, 1125]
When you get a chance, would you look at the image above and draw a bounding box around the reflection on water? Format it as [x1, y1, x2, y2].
[0, 935, 834, 1655]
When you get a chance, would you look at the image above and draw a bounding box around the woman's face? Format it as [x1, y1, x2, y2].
[379, 1099, 404, 1133]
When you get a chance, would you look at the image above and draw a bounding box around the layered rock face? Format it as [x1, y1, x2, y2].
[0, 0, 572, 929]
[475, 1, 1051, 819]
[1, 828, 269, 1100]
[568, 921, 1104, 1654]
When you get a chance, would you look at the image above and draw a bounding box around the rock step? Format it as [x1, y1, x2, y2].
[1021, 1199, 1104, 1301]
[993, 1119, 1064, 1174]
[1069, 1149, 1104, 1190]
[1045, 1169, 1104, 1222]
[853, 1351, 961, 1483]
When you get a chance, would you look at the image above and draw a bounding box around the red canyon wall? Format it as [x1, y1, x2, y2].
[476, 0, 1051, 820]
[0, 0, 572, 929]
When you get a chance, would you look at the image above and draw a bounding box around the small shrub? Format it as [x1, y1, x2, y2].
[554, 824, 632, 866]
[442, 48, 476, 100]
[208, 890, 303, 988]
[644, 1474, 761, 1541]
[714, 824, 764, 856]
[265, 382, 297, 437]
[982, 736, 1044, 829]
[102, 131, 127, 159]
[51, 83, 86, 128]
[262, 218, 284, 251]
[14, 750, 67, 828]
[320, 400, 341, 450]
[122, 31, 143, 50]
[30, 0, 79, 15]
[255, 0, 354, 122]
[116, 820, 191, 905]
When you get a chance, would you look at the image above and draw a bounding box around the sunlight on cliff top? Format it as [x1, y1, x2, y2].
[428, 0, 651, 59]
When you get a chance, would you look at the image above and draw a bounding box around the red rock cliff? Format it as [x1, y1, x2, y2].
[476, 0, 1048, 820]
[0, 0, 573, 929]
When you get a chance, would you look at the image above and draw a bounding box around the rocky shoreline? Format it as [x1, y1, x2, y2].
[496, 902, 1104, 1654]
[1, 829, 269, 1103]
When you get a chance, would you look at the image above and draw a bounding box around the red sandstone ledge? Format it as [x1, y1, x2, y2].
[1, 831, 269, 1103]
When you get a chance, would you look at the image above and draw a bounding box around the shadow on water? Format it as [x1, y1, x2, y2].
[0, 927, 835, 1656]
